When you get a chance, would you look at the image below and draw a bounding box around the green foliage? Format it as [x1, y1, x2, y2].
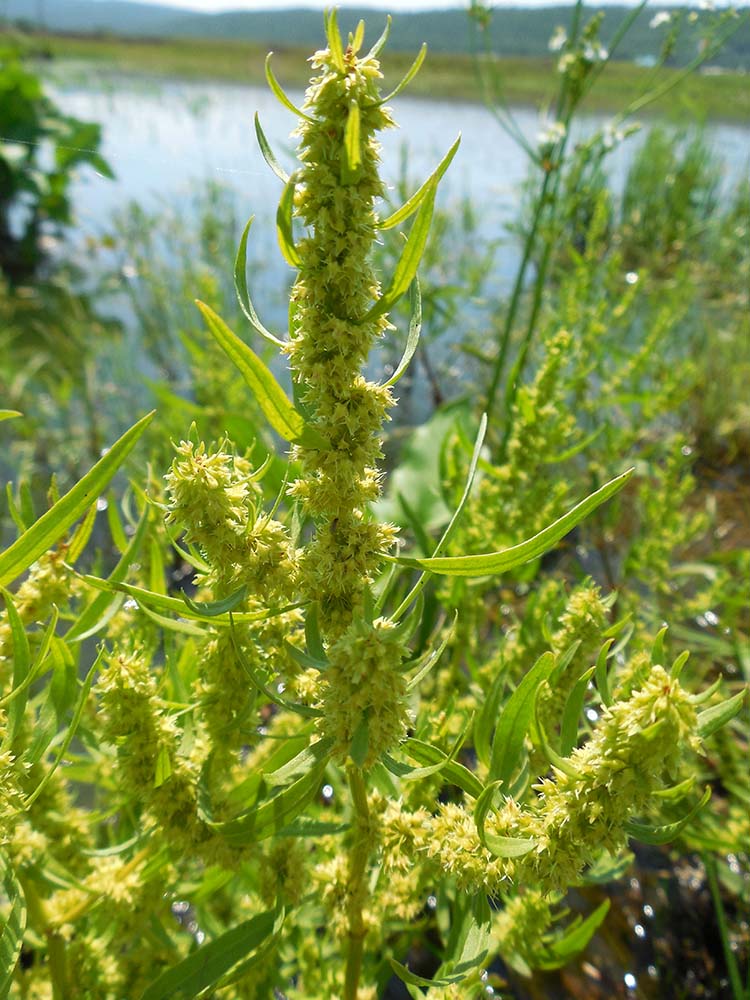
[0, 10, 748, 1000]
[0, 39, 112, 283]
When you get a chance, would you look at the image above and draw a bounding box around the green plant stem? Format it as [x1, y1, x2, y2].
[19, 875, 70, 1000]
[704, 853, 746, 1000]
[344, 764, 371, 1000]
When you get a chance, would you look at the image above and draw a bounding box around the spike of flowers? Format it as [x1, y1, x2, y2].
[284, 22, 399, 636]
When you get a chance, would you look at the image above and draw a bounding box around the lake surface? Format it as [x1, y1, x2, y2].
[38, 66, 750, 425]
[49, 67, 750, 311]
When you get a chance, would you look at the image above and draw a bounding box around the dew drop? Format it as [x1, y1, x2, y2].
[634, 923, 646, 939]
[625, 271, 639, 284]
[124, 598, 138, 610]
[426, 894, 437, 910]
[322, 784, 334, 803]
[643, 903, 654, 918]
[585, 707, 599, 722]
[96, 496, 108, 511]
[624, 972, 637, 990]
[704, 610, 719, 626]
[195, 930, 205, 944]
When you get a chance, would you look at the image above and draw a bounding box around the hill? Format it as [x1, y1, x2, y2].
[4, 1, 749, 68]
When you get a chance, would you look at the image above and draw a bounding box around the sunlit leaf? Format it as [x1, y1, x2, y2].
[253, 113, 289, 184]
[379, 135, 460, 230]
[234, 216, 285, 347]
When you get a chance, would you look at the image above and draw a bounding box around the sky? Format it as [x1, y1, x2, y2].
[117, 0, 643, 10]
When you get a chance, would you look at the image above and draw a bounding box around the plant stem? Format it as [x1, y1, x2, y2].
[19, 875, 70, 1000]
[704, 853, 746, 1000]
[344, 765, 371, 1000]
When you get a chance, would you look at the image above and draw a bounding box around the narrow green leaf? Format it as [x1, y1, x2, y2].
[205, 762, 327, 846]
[66, 501, 97, 564]
[67, 507, 149, 642]
[490, 651, 556, 787]
[138, 602, 208, 637]
[5, 484, 27, 535]
[376, 43, 427, 105]
[106, 493, 129, 553]
[139, 907, 282, 1000]
[625, 787, 711, 845]
[0, 412, 154, 587]
[361, 180, 437, 323]
[383, 278, 421, 389]
[545, 901, 610, 963]
[304, 603, 326, 662]
[560, 666, 596, 756]
[384, 715, 472, 783]
[401, 738, 483, 798]
[366, 14, 391, 58]
[350, 713, 370, 767]
[342, 100, 361, 180]
[183, 586, 247, 618]
[276, 173, 302, 269]
[253, 113, 289, 184]
[594, 638, 614, 707]
[391, 469, 633, 577]
[483, 830, 537, 859]
[263, 737, 333, 788]
[0, 410, 22, 422]
[0, 857, 26, 999]
[405, 614, 455, 692]
[234, 217, 287, 348]
[379, 135, 460, 231]
[25, 654, 101, 808]
[325, 8, 346, 72]
[350, 19, 365, 53]
[232, 627, 323, 719]
[1, 588, 31, 742]
[0, 608, 57, 713]
[474, 668, 505, 769]
[196, 301, 325, 448]
[697, 689, 747, 740]
[265, 53, 314, 121]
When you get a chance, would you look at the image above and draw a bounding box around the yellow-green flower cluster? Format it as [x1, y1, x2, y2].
[494, 889, 553, 976]
[285, 30, 398, 633]
[424, 665, 702, 895]
[319, 616, 410, 768]
[165, 439, 297, 600]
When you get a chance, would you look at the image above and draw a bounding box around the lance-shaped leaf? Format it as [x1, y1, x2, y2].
[541, 901, 610, 966]
[265, 53, 314, 121]
[276, 173, 302, 269]
[391, 469, 633, 577]
[0, 858, 26, 999]
[0, 609, 57, 713]
[66, 505, 150, 642]
[324, 8, 346, 72]
[366, 14, 391, 58]
[490, 651, 556, 787]
[183, 586, 247, 618]
[625, 787, 712, 845]
[234, 216, 286, 347]
[0, 412, 153, 587]
[697, 688, 747, 740]
[263, 737, 334, 788]
[374, 42, 427, 106]
[253, 112, 289, 184]
[379, 135, 460, 231]
[474, 781, 536, 859]
[196, 301, 326, 449]
[360, 179, 437, 323]
[400, 738, 483, 799]
[1, 588, 30, 743]
[383, 278, 421, 389]
[140, 907, 283, 1000]
[203, 760, 328, 846]
[342, 99, 361, 181]
[0, 409, 21, 422]
[383, 714, 472, 782]
[24, 654, 101, 808]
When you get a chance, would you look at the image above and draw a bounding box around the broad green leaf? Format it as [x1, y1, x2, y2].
[276, 173, 302, 269]
[234, 216, 287, 347]
[361, 179, 437, 323]
[383, 278, 421, 389]
[25, 654, 101, 808]
[196, 301, 326, 448]
[697, 689, 747, 740]
[265, 53, 314, 121]
[391, 469, 633, 577]
[139, 907, 282, 1000]
[379, 135, 461, 231]
[253, 113, 289, 184]
[625, 787, 711, 845]
[67, 506, 150, 642]
[0, 857, 26, 1000]
[490, 651, 556, 786]
[0, 412, 154, 587]
[375, 43, 427, 106]
[204, 761, 327, 846]
[543, 901, 610, 965]
[342, 100, 361, 181]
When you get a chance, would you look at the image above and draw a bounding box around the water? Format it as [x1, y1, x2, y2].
[46, 65, 750, 332]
